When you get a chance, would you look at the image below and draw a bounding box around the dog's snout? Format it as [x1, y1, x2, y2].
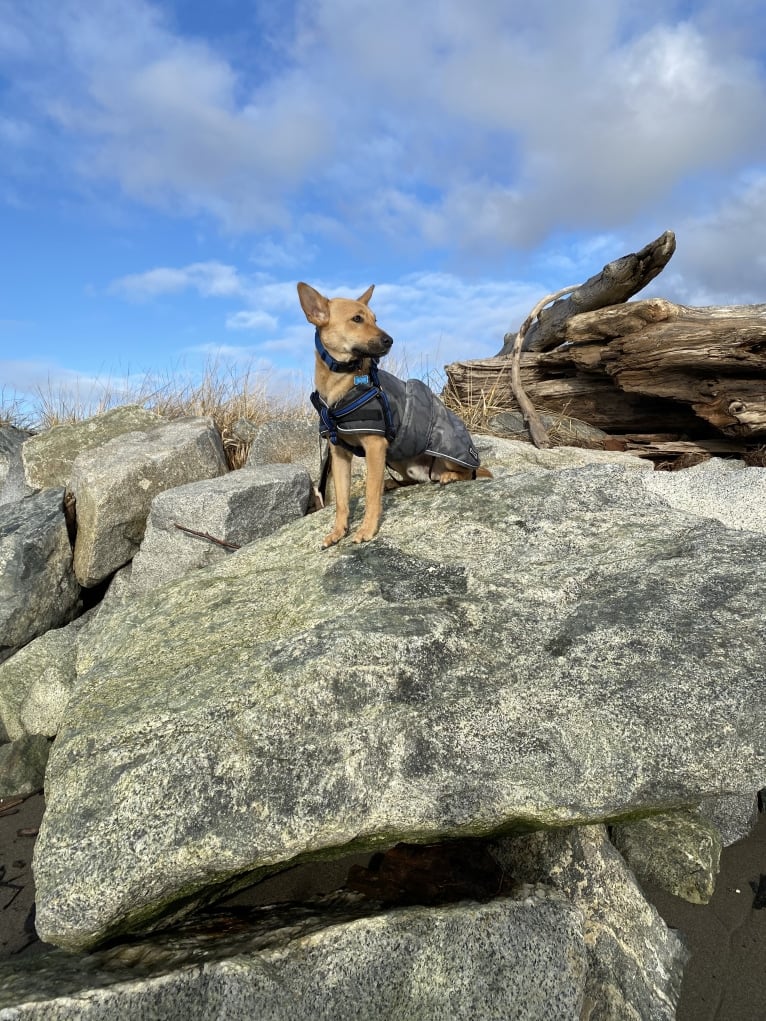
[380, 332, 393, 351]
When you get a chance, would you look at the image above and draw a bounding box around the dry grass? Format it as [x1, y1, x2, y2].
[1, 361, 312, 469]
[0, 389, 32, 431]
[743, 445, 766, 467]
[437, 357, 518, 434]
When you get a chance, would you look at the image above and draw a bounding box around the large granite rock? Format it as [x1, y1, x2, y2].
[487, 411, 610, 448]
[0, 425, 33, 505]
[500, 825, 687, 1020]
[0, 613, 93, 739]
[641, 457, 766, 532]
[473, 434, 655, 473]
[0, 893, 588, 1020]
[128, 464, 312, 596]
[0, 490, 80, 661]
[21, 406, 163, 490]
[69, 416, 228, 586]
[0, 733, 51, 798]
[699, 791, 760, 846]
[242, 418, 320, 480]
[611, 809, 722, 904]
[32, 462, 766, 950]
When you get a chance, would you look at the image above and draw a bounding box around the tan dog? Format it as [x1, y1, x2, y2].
[298, 282, 490, 547]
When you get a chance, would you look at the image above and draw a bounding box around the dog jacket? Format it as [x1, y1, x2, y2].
[311, 366, 481, 470]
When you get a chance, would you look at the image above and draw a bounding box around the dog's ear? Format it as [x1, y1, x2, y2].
[357, 285, 375, 305]
[297, 282, 330, 326]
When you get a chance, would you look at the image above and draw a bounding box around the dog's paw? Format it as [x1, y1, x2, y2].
[438, 471, 462, 485]
[351, 526, 377, 543]
[322, 528, 348, 548]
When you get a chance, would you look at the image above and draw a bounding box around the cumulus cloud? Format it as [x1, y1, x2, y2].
[3, 0, 765, 260]
[4, 0, 766, 322]
[226, 310, 279, 331]
[109, 261, 248, 299]
[661, 173, 766, 305]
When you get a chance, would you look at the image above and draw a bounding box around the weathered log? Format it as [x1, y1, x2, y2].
[497, 230, 677, 356]
[444, 352, 713, 434]
[541, 299, 766, 437]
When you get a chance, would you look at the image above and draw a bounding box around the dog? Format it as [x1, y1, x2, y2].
[298, 282, 491, 547]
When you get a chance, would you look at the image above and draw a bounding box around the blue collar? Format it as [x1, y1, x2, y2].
[314, 330, 364, 373]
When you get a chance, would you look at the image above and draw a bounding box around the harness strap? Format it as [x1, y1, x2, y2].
[368, 360, 396, 441]
[311, 358, 397, 454]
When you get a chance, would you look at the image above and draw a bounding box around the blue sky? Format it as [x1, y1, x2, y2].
[2, 0, 766, 412]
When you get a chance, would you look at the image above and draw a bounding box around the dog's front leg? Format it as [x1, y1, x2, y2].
[323, 445, 353, 547]
[353, 435, 388, 543]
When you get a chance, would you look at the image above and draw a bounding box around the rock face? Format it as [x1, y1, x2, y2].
[0, 426, 33, 505]
[473, 434, 655, 472]
[699, 791, 759, 846]
[642, 456, 766, 532]
[611, 809, 722, 904]
[0, 614, 90, 740]
[32, 462, 766, 949]
[0, 894, 588, 1020]
[0, 490, 80, 661]
[244, 419, 321, 481]
[21, 405, 163, 490]
[128, 464, 312, 595]
[487, 410, 610, 448]
[0, 733, 51, 797]
[69, 417, 227, 586]
[500, 824, 687, 1021]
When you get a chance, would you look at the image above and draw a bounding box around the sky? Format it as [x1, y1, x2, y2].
[2, 0, 766, 415]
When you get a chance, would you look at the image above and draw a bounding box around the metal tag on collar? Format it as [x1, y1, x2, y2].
[354, 374, 370, 386]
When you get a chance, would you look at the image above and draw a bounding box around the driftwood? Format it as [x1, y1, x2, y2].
[446, 231, 766, 461]
[173, 523, 241, 550]
[497, 230, 677, 356]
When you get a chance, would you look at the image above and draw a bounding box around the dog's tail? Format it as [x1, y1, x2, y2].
[474, 466, 493, 479]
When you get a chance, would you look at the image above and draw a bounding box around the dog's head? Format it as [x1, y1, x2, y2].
[297, 282, 393, 362]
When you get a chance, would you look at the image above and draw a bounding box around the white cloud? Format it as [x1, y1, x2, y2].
[4, 0, 765, 256]
[226, 310, 279, 331]
[110, 261, 248, 300]
[660, 173, 766, 305]
[4, 0, 766, 315]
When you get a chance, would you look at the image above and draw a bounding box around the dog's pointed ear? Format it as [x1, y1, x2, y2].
[297, 282, 330, 327]
[357, 285, 375, 305]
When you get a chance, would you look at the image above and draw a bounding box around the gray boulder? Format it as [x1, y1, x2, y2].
[0, 613, 93, 739]
[0, 733, 51, 798]
[21, 405, 163, 490]
[69, 417, 228, 587]
[128, 464, 311, 596]
[699, 791, 760, 846]
[242, 418, 320, 480]
[473, 434, 654, 473]
[487, 411, 610, 448]
[32, 463, 766, 949]
[0, 893, 587, 1020]
[0, 489, 80, 662]
[641, 457, 766, 532]
[499, 825, 687, 1020]
[610, 809, 722, 904]
[0, 425, 33, 505]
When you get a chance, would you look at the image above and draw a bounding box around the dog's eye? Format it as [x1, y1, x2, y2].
[351, 314, 364, 323]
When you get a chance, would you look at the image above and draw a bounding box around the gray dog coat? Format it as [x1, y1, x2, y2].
[312, 365, 481, 470]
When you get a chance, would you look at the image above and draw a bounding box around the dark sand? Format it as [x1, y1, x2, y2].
[1, 792, 763, 1018]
